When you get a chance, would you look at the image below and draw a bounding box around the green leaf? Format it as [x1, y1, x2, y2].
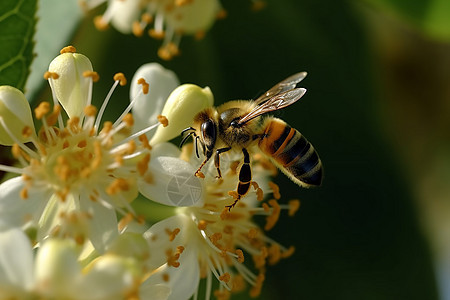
[0, 0, 37, 92]
[362, 0, 450, 41]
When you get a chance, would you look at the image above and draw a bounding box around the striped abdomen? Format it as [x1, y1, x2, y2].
[258, 118, 323, 186]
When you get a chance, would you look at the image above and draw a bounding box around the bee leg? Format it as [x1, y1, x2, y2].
[195, 150, 213, 178]
[226, 148, 251, 210]
[214, 147, 231, 178]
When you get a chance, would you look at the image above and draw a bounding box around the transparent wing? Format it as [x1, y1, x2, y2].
[253, 72, 307, 105]
[238, 88, 306, 125]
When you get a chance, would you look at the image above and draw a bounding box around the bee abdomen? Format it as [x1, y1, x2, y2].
[259, 119, 323, 186]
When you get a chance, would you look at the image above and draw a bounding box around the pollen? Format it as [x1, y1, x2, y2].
[216, 9, 227, 20]
[93, 15, 109, 30]
[137, 78, 149, 94]
[34, 102, 50, 120]
[106, 178, 130, 195]
[195, 171, 205, 178]
[113, 73, 127, 86]
[219, 272, 231, 283]
[162, 273, 170, 282]
[197, 220, 207, 230]
[46, 105, 61, 126]
[137, 153, 150, 176]
[213, 290, 230, 300]
[288, 199, 301, 216]
[149, 29, 165, 40]
[132, 21, 144, 37]
[83, 71, 100, 82]
[165, 227, 181, 242]
[123, 113, 134, 127]
[138, 134, 152, 150]
[249, 273, 265, 298]
[268, 181, 281, 200]
[84, 105, 97, 117]
[264, 200, 280, 231]
[157, 115, 169, 127]
[60, 45, 76, 54]
[236, 249, 245, 263]
[43, 71, 59, 80]
[166, 248, 182, 268]
[20, 187, 29, 199]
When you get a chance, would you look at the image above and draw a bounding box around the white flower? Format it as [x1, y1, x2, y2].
[80, 0, 223, 60]
[0, 228, 171, 300]
[139, 144, 300, 299]
[0, 46, 208, 252]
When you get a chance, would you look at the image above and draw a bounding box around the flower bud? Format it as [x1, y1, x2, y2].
[109, 0, 141, 34]
[150, 84, 214, 145]
[167, 0, 220, 34]
[48, 52, 93, 118]
[0, 86, 36, 145]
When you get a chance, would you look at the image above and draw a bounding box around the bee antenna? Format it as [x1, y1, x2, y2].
[181, 127, 195, 135]
[179, 131, 194, 148]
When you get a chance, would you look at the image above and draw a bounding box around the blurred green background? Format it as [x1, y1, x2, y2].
[4, 0, 450, 299]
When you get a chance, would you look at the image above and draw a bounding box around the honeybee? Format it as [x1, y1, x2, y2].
[181, 72, 322, 209]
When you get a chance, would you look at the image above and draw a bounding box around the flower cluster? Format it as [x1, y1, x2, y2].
[0, 47, 299, 299]
[81, 0, 224, 60]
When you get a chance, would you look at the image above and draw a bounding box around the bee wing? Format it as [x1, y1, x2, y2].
[238, 88, 306, 125]
[253, 72, 307, 105]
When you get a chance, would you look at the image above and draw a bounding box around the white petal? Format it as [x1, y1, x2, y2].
[139, 283, 171, 300]
[0, 86, 36, 145]
[138, 156, 204, 207]
[143, 215, 191, 269]
[143, 245, 200, 300]
[79, 195, 119, 253]
[130, 63, 179, 136]
[151, 142, 181, 158]
[0, 177, 50, 230]
[0, 228, 34, 290]
[109, 0, 141, 34]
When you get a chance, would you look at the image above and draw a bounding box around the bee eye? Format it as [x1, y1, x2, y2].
[201, 119, 216, 147]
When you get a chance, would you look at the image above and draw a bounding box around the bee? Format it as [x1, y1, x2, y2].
[180, 72, 322, 209]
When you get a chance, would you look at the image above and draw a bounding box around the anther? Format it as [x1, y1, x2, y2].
[46, 105, 61, 126]
[197, 220, 207, 230]
[264, 200, 280, 231]
[157, 115, 169, 127]
[165, 227, 180, 242]
[84, 105, 97, 117]
[219, 272, 231, 283]
[268, 181, 281, 200]
[60, 45, 76, 54]
[132, 21, 144, 37]
[137, 153, 150, 176]
[138, 134, 152, 150]
[236, 249, 244, 263]
[216, 9, 228, 20]
[94, 15, 109, 30]
[83, 71, 100, 82]
[137, 78, 149, 94]
[34, 102, 50, 120]
[149, 29, 165, 40]
[288, 199, 300, 216]
[113, 73, 127, 86]
[43, 71, 59, 80]
[123, 113, 134, 127]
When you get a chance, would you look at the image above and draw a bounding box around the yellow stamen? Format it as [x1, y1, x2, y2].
[236, 249, 244, 263]
[219, 272, 231, 283]
[213, 290, 230, 300]
[132, 21, 144, 37]
[165, 227, 180, 242]
[34, 102, 50, 120]
[60, 45, 76, 54]
[83, 71, 100, 82]
[264, 199, 280, 231]
[149, 29, 165, 40]
[113, 73, 127, 86]
[268, 181, 281, 200]
[157, 115, 169, 127]
[288, 199, 301, 216]
[94, 15, 109, 30]
[20, 187, 28, 199]
[137, 153, 150, 176]
[84, 105, 97, 117]
[216, 9, 227, 20]
[137, 78, 149, 94]
[138, 134, 152, 150]
[43, 71, 59, 80]
[106, 178, 130, 195]
[249, 273, 265, 297]
[123, 113, 134, 127]
[197, 220, 207, 230]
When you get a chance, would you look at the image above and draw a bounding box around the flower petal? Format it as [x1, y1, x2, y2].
[109, 0, 141, 34]
[0, 228, 34, 291]
[130, 63, 179, 136]
[138, 156, 204, 207]
[0, 177, 50, 230]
